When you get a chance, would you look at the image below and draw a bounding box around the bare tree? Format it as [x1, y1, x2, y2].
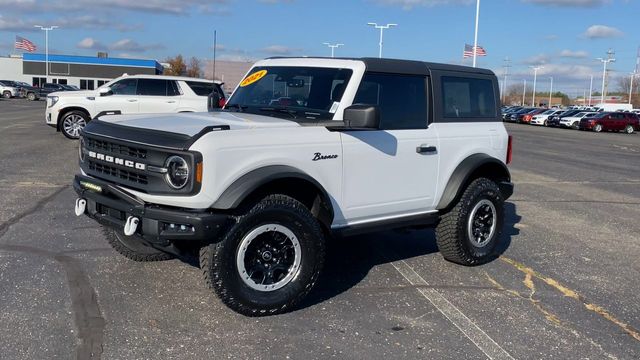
[186, 57, 203, 78]
[163, 55, 187, 76]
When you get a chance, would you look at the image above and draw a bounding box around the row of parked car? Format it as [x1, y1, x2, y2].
[0, 80, 78, 101]
[502, 106, 640, 134]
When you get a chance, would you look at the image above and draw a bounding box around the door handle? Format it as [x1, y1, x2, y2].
[416, 144, 437, 154]
[127, 99, 137, 102]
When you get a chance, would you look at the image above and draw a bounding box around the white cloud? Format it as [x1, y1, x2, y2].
[522, 53, 550, 65]
[375, 0, 472, 10]
[261, 45, 301, 55]
[583, 25, 623, 39]
[522, 0, 608, 7]
[77, 37, 106, 50]
[109, 39, 164, 52]
[559, 49, 588, 58]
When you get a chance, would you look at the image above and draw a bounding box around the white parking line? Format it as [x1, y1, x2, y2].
[389, 259, 515, 360]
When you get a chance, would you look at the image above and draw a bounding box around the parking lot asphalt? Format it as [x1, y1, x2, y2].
[1, 99, 639, 359]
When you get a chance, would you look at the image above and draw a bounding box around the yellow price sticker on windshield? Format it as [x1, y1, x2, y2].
[240, 70, 267, 87]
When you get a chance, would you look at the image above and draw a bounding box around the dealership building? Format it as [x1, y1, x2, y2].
[0, 53, 163, 89]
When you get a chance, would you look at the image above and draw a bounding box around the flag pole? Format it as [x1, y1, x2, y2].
[472, 0, 480, 68]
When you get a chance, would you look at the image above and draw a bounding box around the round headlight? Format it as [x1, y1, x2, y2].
[164, 156, 189, 189]
[78, 137, 86, 162]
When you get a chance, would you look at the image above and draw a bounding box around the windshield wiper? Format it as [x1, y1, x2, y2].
[224, 104, 247, 112]
[258, 107, 298, 119]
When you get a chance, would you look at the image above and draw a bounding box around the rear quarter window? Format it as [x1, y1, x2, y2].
[185, 81, 222, 97]
[441, 76, 496, 119]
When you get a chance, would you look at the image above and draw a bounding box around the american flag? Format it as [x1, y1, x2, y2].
[15, 36, 36, 52]
[463, 43, 486, 58]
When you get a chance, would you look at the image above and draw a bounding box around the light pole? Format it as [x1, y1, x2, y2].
[630, 72, 637, 105]
[34, 25, 59, 84]
[548, 76, 553, 108]
[596, 57, 615, 104]
[530, 66, 543, 107]
[367, 22, 397, 58]
[588, 75, 593, 106]
[472, 0, 481, 67]
[322, 43, 344, 58]
[522, 79, 527, 106]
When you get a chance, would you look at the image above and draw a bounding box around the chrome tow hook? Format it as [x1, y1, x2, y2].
[74, 198, 87, 216]
[123, 216, 140, 236]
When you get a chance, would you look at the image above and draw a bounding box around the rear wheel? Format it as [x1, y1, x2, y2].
[60, 110, 89, 139]
[435, 178, 504, 266]
[625, 125, 634, 134]
[594, 124, 603, 133]
[200, 194, 325, 316]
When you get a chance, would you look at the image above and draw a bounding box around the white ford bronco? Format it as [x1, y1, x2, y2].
[73, 57, 513, 316]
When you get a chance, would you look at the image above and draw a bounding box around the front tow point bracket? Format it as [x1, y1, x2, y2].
[123, 216, 140, 236]
[74, 198, 87, 216]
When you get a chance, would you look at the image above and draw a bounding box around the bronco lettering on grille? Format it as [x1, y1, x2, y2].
[88, 151, 147, 170]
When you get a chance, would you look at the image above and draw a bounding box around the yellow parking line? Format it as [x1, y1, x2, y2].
[500, 256, 640, 342]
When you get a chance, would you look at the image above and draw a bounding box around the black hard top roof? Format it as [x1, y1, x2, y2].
[265, 57, 495, 76]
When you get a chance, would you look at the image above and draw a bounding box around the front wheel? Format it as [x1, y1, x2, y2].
[435, 178, 505, 266]
[594, 124, 603, 133]
[625, 125, 634, 134]
[103, 227, 173, 262]
[2, 91, 11, 99]
[200, 194, 325, 316]
[572, 122, 579, 130]
[27, 92, 37, 101]
[60, 110, 89, 139]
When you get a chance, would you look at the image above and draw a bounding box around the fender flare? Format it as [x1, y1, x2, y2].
[212, 165, 335, 221]
[436, 154, 511, 210]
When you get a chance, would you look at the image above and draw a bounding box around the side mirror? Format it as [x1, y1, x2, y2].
[208, 90, 222, 111]
[99, 87, 112, 96]
[343, 104, 380, 130]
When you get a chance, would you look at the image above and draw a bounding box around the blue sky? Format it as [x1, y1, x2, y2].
[1, 0, 638, 95]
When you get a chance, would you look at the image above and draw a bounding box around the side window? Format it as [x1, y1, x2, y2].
[167, 81, 181, 96]
[441, 76, 496, 118]
[185, 81, 215, 96]
[353, 73, 428, 130]
[137, 79, 168, 96]
[110, 78, 137, 95]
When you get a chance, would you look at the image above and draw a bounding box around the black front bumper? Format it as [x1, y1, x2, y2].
[73, 175, 232, 254]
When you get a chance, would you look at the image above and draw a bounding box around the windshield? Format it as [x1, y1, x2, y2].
[225, 66, 353, 121]
[575, 112, 587, 117]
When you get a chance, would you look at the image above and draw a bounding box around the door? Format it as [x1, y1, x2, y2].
[341, 73, 439, 224]
[137, 79, 181, 114]
[94, 78, 139, 115]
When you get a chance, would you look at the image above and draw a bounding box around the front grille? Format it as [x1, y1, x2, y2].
[86, 137, 147, 160]
[88, 160, 148, 185]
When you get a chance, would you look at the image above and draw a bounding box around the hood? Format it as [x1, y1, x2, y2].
[50, 90, 96, 97]
[99, 111, 301, 137]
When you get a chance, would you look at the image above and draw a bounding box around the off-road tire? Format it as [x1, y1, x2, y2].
[435, 177, 504, 266]
[200, 194, 325, 316]
[103, 227, 173, 262]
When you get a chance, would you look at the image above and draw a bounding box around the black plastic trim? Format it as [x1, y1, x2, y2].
[333, 212, 440, 237]
[92, 110, 122, 120]
[212, 165, 334, 219]
[436, 154, 512, 210]
[73, 175, 231, 250]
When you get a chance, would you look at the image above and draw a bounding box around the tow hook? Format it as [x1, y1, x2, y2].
[123, 216, 140, 236]
[74, 198, 87, 216]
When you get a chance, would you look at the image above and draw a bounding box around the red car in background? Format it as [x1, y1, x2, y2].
[518, 108, 546, 124]
[579, 112, 640, 134]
